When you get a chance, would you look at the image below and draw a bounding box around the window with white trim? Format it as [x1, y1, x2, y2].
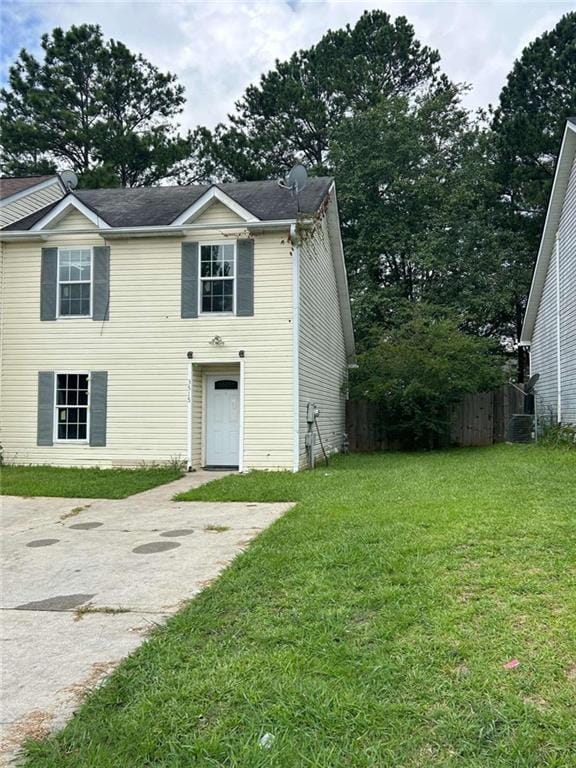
[55, 373, 89, 441]
[58, 248, 92, 316]
[200, 243, 235, 313]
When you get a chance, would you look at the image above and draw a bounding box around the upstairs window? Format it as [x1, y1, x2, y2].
[55, 373, 89, 441]
[58, 248, 92, 317]
[200, 243, 235, 313]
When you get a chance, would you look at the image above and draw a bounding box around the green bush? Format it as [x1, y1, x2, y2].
[539, 422, 576, 449]
[350, 306, 504, 449]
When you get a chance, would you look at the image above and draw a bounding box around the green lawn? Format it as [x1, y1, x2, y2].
[23, 445, 576, 767]
[1, 465, 182, 498]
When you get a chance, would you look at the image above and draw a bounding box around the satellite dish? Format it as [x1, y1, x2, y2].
[524, 373, 540, 393]
[285, 164, 308, 194]
[60, 169, 78, 191]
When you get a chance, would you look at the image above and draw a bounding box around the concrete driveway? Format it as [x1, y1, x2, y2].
[0, 473, 292, 764]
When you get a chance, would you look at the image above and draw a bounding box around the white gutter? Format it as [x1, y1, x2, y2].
[0, 218, 306, 242]
[555, 234, 562, 423]
[290, 223, 300, 473]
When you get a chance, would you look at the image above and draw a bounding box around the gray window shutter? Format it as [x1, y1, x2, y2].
[181, 242, 199, 318]
[90, 372, 108, 447]
[40, 248, 58, 321]
[92, 246, 110, 321]
[236, 239, 254, 317]
[37, 371, 55, 446]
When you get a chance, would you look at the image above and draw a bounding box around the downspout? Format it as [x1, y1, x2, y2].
[555, 234, 562, 423]
[239, 356, 245, 473]
[291, 223, 300, 472]
[187, 357, 193, 471]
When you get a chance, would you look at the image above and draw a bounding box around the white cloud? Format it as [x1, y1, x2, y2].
[2, 0, 573, 131]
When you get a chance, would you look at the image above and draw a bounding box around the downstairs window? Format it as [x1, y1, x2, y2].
[55, 373, 89, 441]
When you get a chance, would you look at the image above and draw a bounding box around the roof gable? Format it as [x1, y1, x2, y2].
[30, 194, 110, 230]
[171, 186, 259, 225]
[188, 199, 246, 226]
[521, 119, 576, 344]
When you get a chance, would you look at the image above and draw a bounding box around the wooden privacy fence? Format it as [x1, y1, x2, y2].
[346, 384, 525, 451]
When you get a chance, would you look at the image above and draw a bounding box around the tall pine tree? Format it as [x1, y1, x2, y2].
[188, 11, 448, 182]
[1, 24, 192, 187]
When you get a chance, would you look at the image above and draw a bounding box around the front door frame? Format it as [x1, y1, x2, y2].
[187, 359, 244, 472]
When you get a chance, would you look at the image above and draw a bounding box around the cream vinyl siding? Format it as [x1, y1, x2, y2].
[0, 181, 63, 228]
[45, 209, 98, 231]
[1, 222, 294, 469]
[531, 154, 576, 425]
[298, 205, 347, 467]
[191, 201, 245, 226]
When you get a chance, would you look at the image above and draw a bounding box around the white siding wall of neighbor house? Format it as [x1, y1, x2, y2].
[298, 205, 347, 467]
[0, 203, 296, 469]
[558, 155, 576, 424]
[0, 181, 63, 228]
[531, 154, 576, 425]
[531, 239, 559, 423]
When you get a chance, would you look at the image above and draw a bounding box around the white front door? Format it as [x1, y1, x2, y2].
[205, 375, 240, 467]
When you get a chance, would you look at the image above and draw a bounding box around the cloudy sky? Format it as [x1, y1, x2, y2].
[1, 0, 573, 132]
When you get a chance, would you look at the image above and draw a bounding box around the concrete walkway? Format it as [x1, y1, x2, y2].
[0, 472, 292, 764]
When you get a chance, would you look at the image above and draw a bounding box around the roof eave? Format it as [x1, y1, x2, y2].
[0, 218, 298, 241]
[325, 182, 356, 365]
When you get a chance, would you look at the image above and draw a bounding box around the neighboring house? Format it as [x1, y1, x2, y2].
[0, 175, 65, 229]
[0, 178, 355, 471]
[521, 118, 576, 425]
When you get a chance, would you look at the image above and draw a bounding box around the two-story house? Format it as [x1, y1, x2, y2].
[0, 178, 355, 471]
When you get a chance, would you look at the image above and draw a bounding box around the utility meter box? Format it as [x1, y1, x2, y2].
[306, 402, 319, 423]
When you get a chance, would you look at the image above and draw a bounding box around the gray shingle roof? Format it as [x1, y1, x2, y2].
[0, 175, 58, 201]
[3, 178, 333, 230]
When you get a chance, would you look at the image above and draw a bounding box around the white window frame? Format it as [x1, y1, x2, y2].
[198, 241, 236, 316]
[53, 371, 91, 444]
[57, 246, 94, 319]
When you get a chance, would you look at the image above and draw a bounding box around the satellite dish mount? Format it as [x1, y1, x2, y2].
[278, 164, 308, 212]
[60, 169, 79, 191]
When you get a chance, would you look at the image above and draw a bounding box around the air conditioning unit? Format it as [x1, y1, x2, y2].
[507, 414, 535, 443]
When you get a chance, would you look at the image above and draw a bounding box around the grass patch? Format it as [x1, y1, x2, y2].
[22, 445, 576, 767]
[1, 465, 182, 498]
[60, 505, 90, 521]
[204, 524, 231, 533]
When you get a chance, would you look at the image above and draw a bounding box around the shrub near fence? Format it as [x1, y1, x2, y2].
[346, 384, 525, 451]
